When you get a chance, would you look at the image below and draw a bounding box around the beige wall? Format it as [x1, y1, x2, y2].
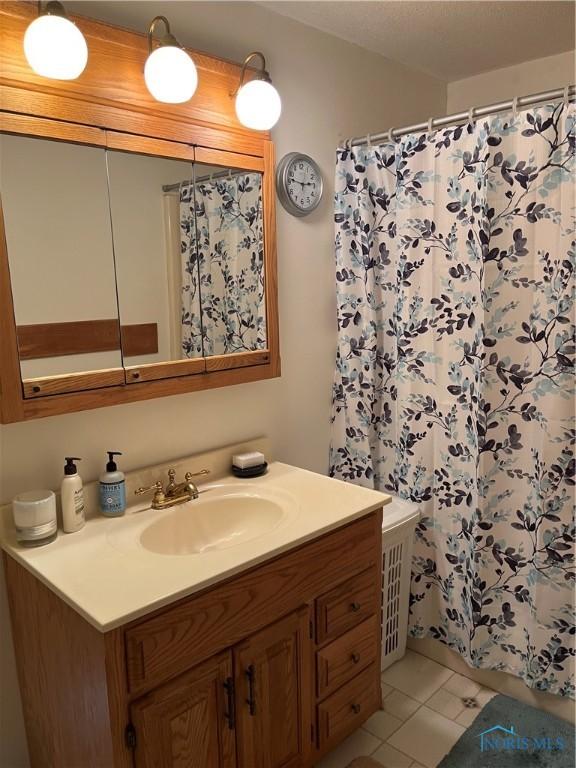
[0, 4, 445, 765]
[447, 50, 575, 112]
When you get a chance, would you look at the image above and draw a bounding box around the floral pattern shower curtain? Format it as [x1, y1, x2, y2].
[180, 173, 266, 358]
[330, 103, 575, 697]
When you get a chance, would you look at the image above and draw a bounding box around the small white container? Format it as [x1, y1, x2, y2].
[12, 489, 57, 547]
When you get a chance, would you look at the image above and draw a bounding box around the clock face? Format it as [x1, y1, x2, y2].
[286, 158, 320, 211]
[277, 153, 323, 216]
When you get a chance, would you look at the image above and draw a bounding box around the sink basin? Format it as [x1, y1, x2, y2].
[105, 482, 299, 557]
[140, 493, 286, 555]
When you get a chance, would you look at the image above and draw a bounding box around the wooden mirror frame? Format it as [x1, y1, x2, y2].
[0, 2, 279, 423]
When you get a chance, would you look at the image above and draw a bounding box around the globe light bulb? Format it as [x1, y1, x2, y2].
[235, 79, 282, 131]
[144, 45, 198, 104]
[23, 8, 88, 80]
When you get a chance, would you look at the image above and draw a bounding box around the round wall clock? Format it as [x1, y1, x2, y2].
[276, 152, 323, 217]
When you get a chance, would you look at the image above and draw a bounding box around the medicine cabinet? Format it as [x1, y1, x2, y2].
[0, 2, 279, 422]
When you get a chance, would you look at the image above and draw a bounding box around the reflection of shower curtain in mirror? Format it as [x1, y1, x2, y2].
[180, 173, 266, 358]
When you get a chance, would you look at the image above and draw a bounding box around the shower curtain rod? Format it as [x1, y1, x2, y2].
[345, 84, 575, 147]
[162, 168, 248, 193]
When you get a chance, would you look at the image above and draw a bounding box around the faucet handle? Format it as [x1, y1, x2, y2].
[185, 469, 210, 481]
[135, 480, 163, 497]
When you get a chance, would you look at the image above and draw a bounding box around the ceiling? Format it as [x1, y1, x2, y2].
[260, 1, 575, 81]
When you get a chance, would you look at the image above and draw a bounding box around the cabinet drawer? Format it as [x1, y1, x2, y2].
[316, 615, 379, 699]
[315, 567, 377, 645]
[317, 663, 380, 753]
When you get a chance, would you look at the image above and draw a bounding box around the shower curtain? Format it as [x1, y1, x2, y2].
[330, 102, 575, 697]
[180, 173, 266, 358]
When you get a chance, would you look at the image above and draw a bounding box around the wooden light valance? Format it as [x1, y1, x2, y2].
[0, 2, 269, 155]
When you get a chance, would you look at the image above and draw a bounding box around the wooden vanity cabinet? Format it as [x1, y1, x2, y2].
[4, 510, 383, 768]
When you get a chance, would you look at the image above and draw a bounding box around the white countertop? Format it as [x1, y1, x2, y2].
[1, 462, 390, 632]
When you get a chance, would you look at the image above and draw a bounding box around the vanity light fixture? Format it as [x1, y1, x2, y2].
[233, 52, 281, 131]
[144, 16, 198, 104]
[23, 1, 88, 80]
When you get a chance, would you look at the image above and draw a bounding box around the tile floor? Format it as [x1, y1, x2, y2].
[316, 649, 497, 768]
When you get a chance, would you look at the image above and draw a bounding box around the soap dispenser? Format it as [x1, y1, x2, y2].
[61, 457, 85, 533]
[99, 451, 126, 517]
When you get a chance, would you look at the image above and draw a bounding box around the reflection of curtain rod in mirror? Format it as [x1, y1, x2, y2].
[162, 168, 252, 193]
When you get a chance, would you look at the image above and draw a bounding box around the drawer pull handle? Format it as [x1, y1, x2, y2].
[351, 703, 361, 714]
[350, 601, 361, 612]
[246, 664, 256, 716]
[223, 677, 235, 730]
[351, 652, 360, 664]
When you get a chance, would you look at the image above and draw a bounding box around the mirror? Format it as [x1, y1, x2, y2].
[191, 162, 267, 358]
[0, 133, 271, 398]
[106, 150, 268, 381]
[0, 134, 122, 385]
[105, 149, 200, 373]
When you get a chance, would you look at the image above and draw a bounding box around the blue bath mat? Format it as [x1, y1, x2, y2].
[438, 694, 574, 768]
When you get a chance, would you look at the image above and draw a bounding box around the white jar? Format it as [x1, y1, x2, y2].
[12, 490, 57, 547]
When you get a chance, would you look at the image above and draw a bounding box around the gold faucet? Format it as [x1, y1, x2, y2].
[135, 468, 210, 510]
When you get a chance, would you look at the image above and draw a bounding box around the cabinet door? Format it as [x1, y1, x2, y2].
[234, 606, 312, 768]
[130, 650, 236, 768]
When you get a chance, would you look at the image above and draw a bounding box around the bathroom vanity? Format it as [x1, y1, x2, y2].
[2, 460, 390, 767]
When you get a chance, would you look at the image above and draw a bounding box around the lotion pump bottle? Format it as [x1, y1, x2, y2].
[99, 451, 126, 517]
[61, 457, 85, 533]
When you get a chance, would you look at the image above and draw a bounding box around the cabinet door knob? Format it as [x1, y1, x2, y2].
[350, 601, 361, 612]
[351, 652, 360, 664]
[351, 703, 361, 714]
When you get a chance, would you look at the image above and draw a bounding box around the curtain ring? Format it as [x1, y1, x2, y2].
[366, 132, 372, 147]
[563, 85, 570, 105]
[512, 96, 518, 118]
[427, 117, 433, 134]
[388, 127, 395, 143]
[228, 168, 233, 180]
[468, 106, 475, 124]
